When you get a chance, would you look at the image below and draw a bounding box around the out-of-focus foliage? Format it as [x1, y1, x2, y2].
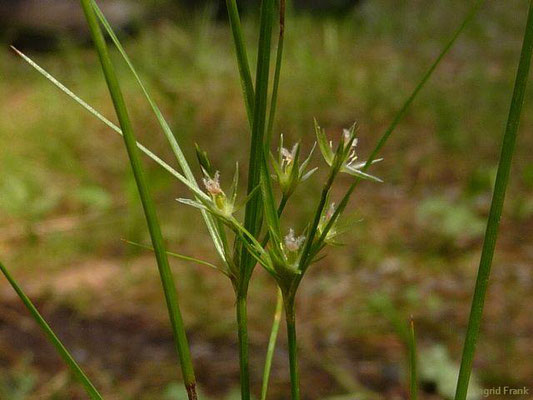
[419, 345, 482, 400]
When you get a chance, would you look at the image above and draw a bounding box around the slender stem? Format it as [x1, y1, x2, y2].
[261, 289, 284, 400]
[237, 296, 251, 400]
[236, 2, 276, 396]
[455, 2, 533, 399]
[241, 0, 276, 274]
[297, 168, 338, 276]
[226, 0, 255, 125]
[260, 194, 289, 247]
[266, 0, 286, 151]
[238, 197, 289, 400]
[0, 262, 104, 400]
[278, 194, 289, 216]
[284, 298, 300, 400]
[78, 1, 197, 397]
[408, 318, 418, 400]
[258, 196, 290, 399]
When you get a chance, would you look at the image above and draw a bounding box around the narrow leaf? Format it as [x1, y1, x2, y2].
[11, 48, 212, 208]
[91, 0, 226, 264]
[225, 0, 255, 125]
[315, 119, 334, 165]
[122, 239, 223, 273]
[79, 1, 197, 396]
[265, 0, 287, 150]
[455, 1, 533, 399]
[0, 262, 104, 400]
[409, 317, 418, 400]
[240, 0, 277, 284]
[261, 289, 284, 400]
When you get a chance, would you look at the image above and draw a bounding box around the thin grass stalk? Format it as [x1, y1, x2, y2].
[0, 262, 104, 400]
[236, 1, 276, 397]
[284, 296, 300, 400]
[226, 0, 255, 124]
[454, 2, 533, 398]
[241, 0, 276, 275]
[78, 1, 197, 398]
[266, 0, 286, 150]
[10, 47, 193, 188]
[236, 297, 251, 400]
[122, 240, 222, 273]
[408, 318, 418, 400]
[261, 289, 284, 400]
[259, 197, 290, 400]
[91, 1, 226, 262]
[259, 194, 290, 400]
[298, 170, 337, 276]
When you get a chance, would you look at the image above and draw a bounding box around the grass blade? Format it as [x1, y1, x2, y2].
[91, 1, 226, 263]
[258, 0, 287, 246]
[226, 0, 255, 124]
[78, 1, 197, 398]
[11, 48, 211, 205]
[0, 262, 104, 400]
[240, 0, 276, 284]
[122, 239, 223, 273]
[284, 296, 300, 400]
[409, 317, 418, 400]
[266, 0, 286, 150]
[260, 289, 283, 400]
[454, 2, 533, 399]
[235, 2, 276, 398]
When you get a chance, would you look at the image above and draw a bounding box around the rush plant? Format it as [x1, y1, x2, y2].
[2, 0, 531, 399]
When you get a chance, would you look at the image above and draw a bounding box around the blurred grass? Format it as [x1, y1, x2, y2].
[1, 0, 532, 399]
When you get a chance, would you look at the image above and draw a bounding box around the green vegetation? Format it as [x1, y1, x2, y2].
[455, 1, 533, 398]
[1, 0, 532, 399]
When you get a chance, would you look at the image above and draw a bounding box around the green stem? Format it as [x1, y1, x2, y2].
[297, 168, 338, 276]
[226, 0, 255, 125]
[455, 2, 533, 399]
[236, 2, 276, 396]
[261, 289, 284, 400]
[0, 262, 104, 400]
[266, 0, 286, 151]
[284, 298, 301, 400]
[78, 1, 197, 398]
[241, 0, 276, 268]
[409, 318, 418, 400]
[258, 197, 290, 399]
[237, 296, 251, 400]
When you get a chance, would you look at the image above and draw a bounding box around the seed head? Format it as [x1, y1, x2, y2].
[284, 228, 305, 252]
[343, 129, 358, 148]
[281, 144, 297, 167]
[203, 171, 223, 196]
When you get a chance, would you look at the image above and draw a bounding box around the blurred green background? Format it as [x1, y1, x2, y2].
[1, 0, 532, 399]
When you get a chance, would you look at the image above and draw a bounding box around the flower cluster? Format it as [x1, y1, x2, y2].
[270, 135, 317, 198]
[178, 122, 382, 288]
[316, 120, 382, 182]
